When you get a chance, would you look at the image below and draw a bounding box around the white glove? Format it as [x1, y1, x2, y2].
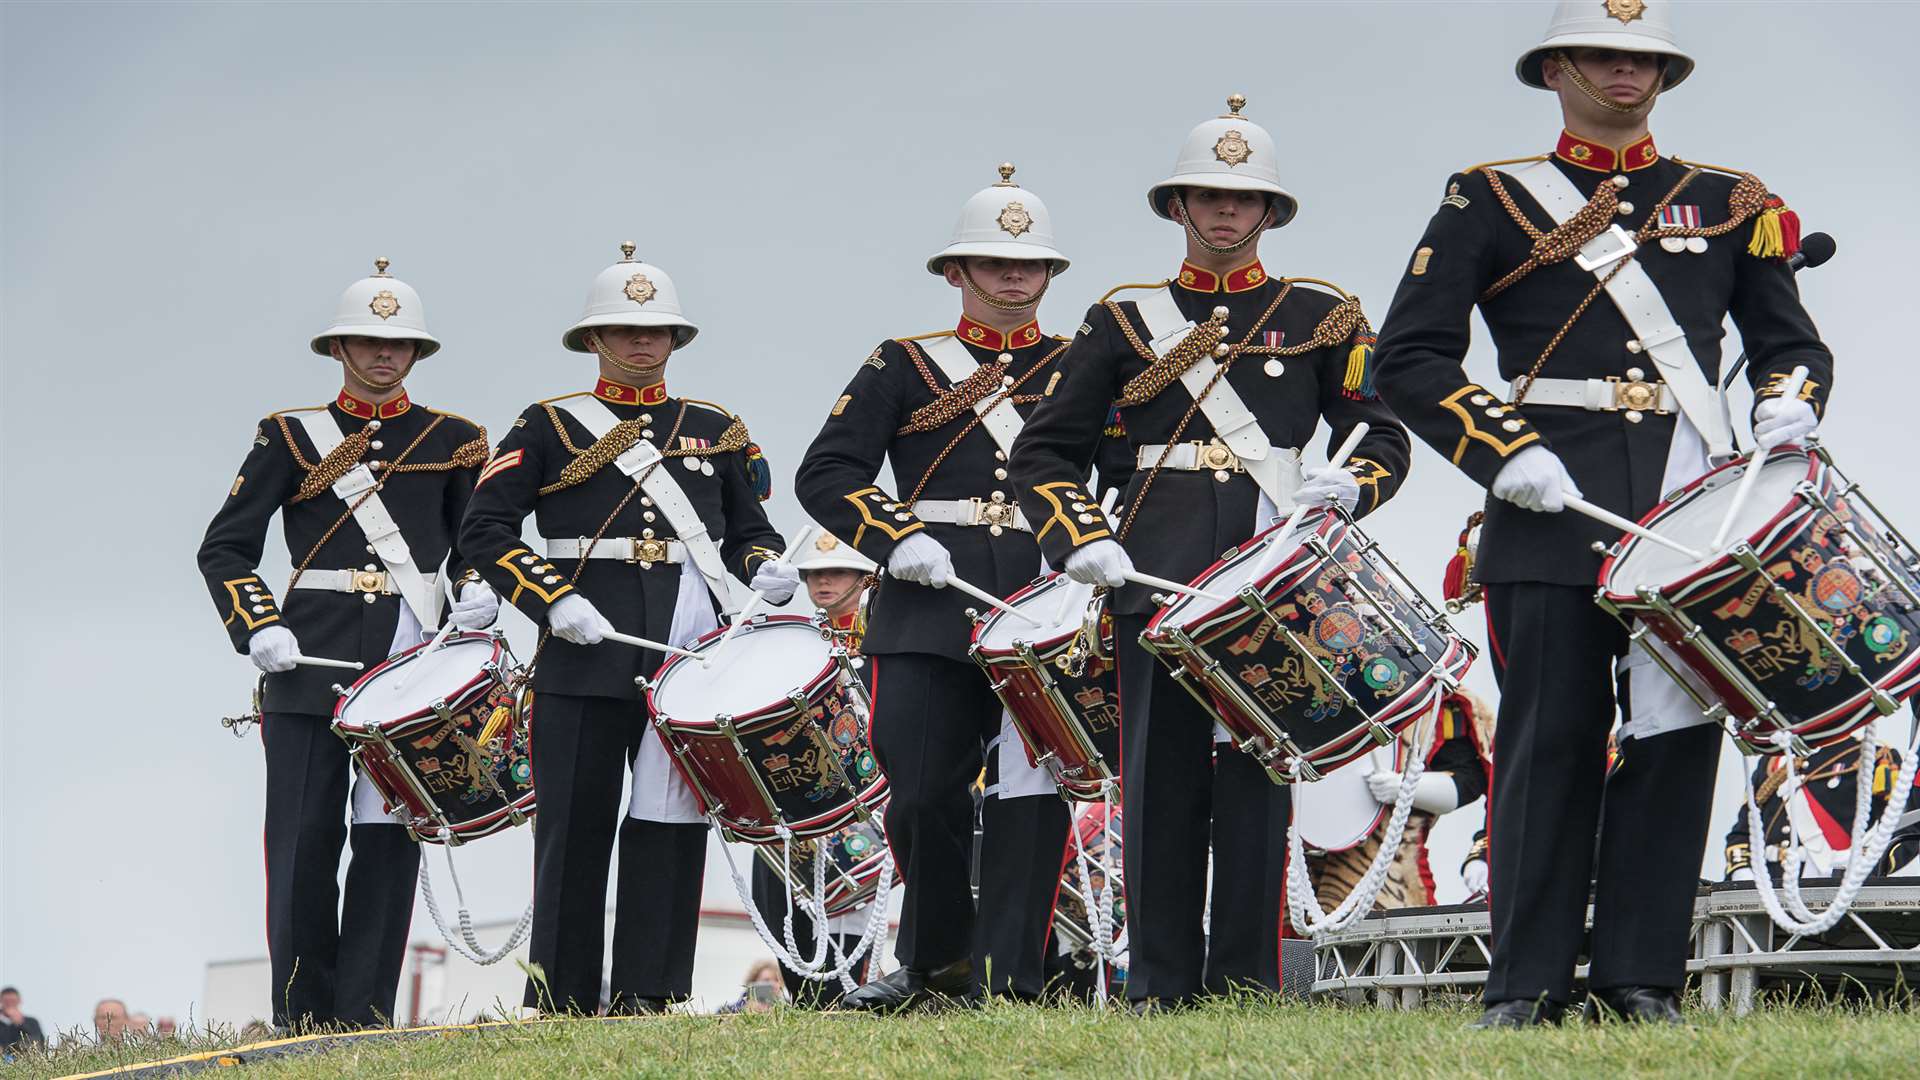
[1063, 539, 1133, 588]
[1461, 858, 1490, 898]
[547, 594, 613, 645]
[248, 625, 301, 674]
[886, 533, 954, 588]
[1490, 445, 1581, 513]
[448, 582, 500, 630]
[749, 559, 802, 606]
[1297, 464, 1362, 514]
[1730, 865, 1755, 883]
[1753, 395, 1817, 450]
[1366, 770, 1461, 814]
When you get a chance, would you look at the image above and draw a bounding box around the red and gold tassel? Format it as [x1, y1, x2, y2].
[1748, 195, 1802, 261]
[1441, 511, 1484, 606]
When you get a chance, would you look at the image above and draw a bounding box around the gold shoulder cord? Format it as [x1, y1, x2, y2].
[284, 415, 445, 591]
[899, 341, 1066, 507]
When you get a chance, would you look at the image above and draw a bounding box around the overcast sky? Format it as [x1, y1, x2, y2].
[6, 0, 1919, 1036]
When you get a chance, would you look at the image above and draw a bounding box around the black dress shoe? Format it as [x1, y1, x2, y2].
[1468, 998, 1565, 1029]
[1586, 986, 1685, 1024]
[837, 959, 977, 1013]
[606, 995, 670, 1016]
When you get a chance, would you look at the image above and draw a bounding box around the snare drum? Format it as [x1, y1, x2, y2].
[755, 814, 891, 920]
[1598, 444, 1920, 752]
[332, 632, 534, 845]
[970, 573, 1121, 801]
[1140, 508, 1475, 783]
[647, 615, 884, 843]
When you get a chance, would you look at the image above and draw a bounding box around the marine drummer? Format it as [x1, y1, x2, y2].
[1010, 97, 1410, 1010]
[1724, 733, 1920, 884]
[197, 259, 498, 1030]
[749, 525, 879, 1007]
[1372, 2, 1833, 1025]
[796, 164, 1081, 1009]
[459, 244, 797, 1015]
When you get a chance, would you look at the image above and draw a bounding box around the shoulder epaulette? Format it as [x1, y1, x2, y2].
[1668, 157, 1757, 181]
[1458, 154, 1548, 175]
[266, 404, 328, 419]
[1097, 279, 1173, 304]
[896, 330, 955, 344]
[684, 397, 737, 419]
[536, 390, 591, 406]
[428, 407, 484, 430]
[1050, 333, 1072, 343]
[1280, 276, 1360, 304]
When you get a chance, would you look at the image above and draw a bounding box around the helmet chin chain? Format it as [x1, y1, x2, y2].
[1554, 50, 1660, 115]
[338, 346, 406, 392]
[587, 329, 670, 382]
[1172, 190, 1274, 258]
[958, 262, 1050, 313]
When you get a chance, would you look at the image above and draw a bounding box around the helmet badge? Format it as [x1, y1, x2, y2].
[997, 201, 1034, 238]
[1214, 130, 1252, 167]
[1605, 0, 1646, 24]
[368, 290, 400, 320]
[624, 272, 657, 305]
[816, 533, 839, 552]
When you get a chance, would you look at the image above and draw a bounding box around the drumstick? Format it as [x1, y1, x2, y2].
[292, 655, 364, 671]
[602, 629, 705, 661]
[945, 573, 1040, 626]
[1562, 494, 1705, 562]
[1122, 571, 1229, 604]
[1279, 422, 1370, 538]
[392, 621, 459, 693]
[706, 590, 768, 666]
[1710, 365, 1810, 551]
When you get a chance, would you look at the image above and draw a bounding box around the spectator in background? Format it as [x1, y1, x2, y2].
[1, 987, 45, 1050]
[155, 1017, 179, 1038]
[127, 1013, 154, 1037]
[93, 999, 130, 1043]
[718, 960, 786, 1014]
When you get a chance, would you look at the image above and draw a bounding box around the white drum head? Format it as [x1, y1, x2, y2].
[977, 575, 1096, 652]
[1158, 521, 1311, 629]
[1608, 451, 1808, 594]
[1293, 745, 1397, 851]
[653, 619, 832, 720]
[340, 636, 494, 724]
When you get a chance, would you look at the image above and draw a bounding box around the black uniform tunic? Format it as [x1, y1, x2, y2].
[196, 388, 486, 1029]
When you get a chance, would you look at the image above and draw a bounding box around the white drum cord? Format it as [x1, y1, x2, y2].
[417, 830, 534, 965]
[1742, 723, 1920, 936]
[1285, 704, 1435, 938]
[1068, 781, 1128, 1004]
[718, 820, 895, 993]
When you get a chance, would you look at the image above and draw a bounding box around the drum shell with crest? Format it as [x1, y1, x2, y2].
[331, 631, 535, 845]
[646, 615, 885, 843]
[1598, 444, 1920, 753]
[970, 572, 1122, 801]
[1141, 508, 1475, 783]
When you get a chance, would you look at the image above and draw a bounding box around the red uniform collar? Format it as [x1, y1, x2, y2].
[335, 388, 411, 420]
[830, 610, 859, 633]
[1554, 130, 1660, 173]
[595, 377, 668, 406]
[955, 315, 1042, 352]
[1176, 259, 1268, 294]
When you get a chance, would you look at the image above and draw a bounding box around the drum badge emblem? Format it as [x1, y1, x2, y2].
[1605, 0, 1646, 25]
[1213, 129, 1252, 167]
[368, 290, 401, 320]
[1812, 565, 1864, 613]
[624, 272, 656, 304]
[1312, 606, 1368, 653]
[997, 201, 1033, 238]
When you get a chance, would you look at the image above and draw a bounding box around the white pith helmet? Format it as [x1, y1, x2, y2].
[1148, 94, 1297, 229]
[562, 241, 699, 352]
[309, 257, 441, 359]
[926, 163, 1070, 276]
[1517, 0, 1694, 90]
[787, 524, 879, 575]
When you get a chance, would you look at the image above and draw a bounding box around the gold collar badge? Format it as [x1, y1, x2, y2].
[1213, 129, 1251, 167]
[997, 201, 1033, 238]
[1605, 0, 1646, 24]
[624, 272, 657, 304]
[368, 290, 400, 320]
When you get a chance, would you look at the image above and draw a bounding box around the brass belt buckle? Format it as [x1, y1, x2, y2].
[981, 500, 1016, 527]
[1608, 368, 1667, 422]
[353, 570, 387, 594]
[1199, 442, 1237, 471]
[633, 538, 670, 565]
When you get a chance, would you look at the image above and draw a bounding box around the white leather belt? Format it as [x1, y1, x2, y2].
[545, 537, 688, 564]
[1514, 375, 1677, 416]
[910, 498, 1031, 532]
[1138, 440, 1293, 472]
[291, 569, 440, 595]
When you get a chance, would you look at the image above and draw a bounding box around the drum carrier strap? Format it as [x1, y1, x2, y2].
[552, 397, 738, 614]
[289, 410, 446, 627]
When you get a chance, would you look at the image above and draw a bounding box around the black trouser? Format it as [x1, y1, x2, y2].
[1114, 615, 1292, 1003]
[261, 712, 419, 1029]
[521, 693, 706, 1014]
[749, 856, 864, 1007]
[869, 652, 1067, 991]
[1484, 583, 1720, 1005]
[976, 783, 1070, 998]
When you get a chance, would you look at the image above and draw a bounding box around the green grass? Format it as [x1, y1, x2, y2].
[15, 997, 1920, 1079]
